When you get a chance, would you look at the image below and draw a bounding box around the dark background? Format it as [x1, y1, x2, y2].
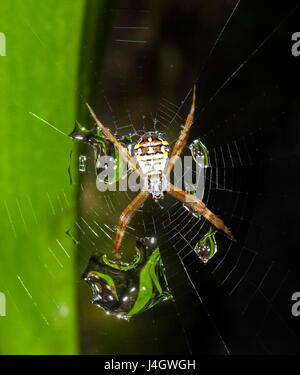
[76, 0, 300, 354]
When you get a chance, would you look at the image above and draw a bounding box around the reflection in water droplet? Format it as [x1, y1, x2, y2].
[194, 228, 217, 263]
[79, 155, 87, 172]
[82, 237, 172, 320]
[189, 139, 210, 168]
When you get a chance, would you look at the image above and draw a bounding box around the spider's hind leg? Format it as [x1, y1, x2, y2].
[168, 183, 236, 242]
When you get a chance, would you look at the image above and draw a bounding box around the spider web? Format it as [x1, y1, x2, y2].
[5, 0, 300, 355]
[68, 1, 299, 355]
[71, 0, 300, 355]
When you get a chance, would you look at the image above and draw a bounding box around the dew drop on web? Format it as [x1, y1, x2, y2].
[194, 228, 217, 263]
[189, 139, 210, 168]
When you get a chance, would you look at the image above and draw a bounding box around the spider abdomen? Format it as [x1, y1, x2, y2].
[134, 133, 170, 199]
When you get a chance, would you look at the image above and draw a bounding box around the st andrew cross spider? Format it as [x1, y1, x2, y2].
[86, 86, 236, 265]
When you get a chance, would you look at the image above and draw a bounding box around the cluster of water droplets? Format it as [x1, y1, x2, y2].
[186, 140, 219, 263]
[69, 121, 135, 185]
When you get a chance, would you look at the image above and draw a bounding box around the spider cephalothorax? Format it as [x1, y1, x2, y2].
[134, 132, 170, 201]
[86, 85, 235, 266]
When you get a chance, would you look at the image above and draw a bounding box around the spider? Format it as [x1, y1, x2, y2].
[86, 85, 235, 265]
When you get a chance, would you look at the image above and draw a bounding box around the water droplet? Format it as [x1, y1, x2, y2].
[69, 121, 102, 148]
[79, 155, 87, 172]
[65, 229, 79, 245]
[189, 139, 210, 168]
[194, 228, 217, 263]
[82, 237, 172, 319]
[183, 203, 200, 219]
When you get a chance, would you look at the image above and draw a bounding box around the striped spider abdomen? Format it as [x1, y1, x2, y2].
[134, 132, 170, 200]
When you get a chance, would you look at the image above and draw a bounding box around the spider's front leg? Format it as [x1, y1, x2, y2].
[85, 103, 149, 265]
[168, 183, 236, 242]
[86, 103, 143, 177]
[114, 190, 150, 266]
[166, 84, 196, 175]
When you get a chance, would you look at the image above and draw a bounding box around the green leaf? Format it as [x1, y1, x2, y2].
[0, 0, 88, 354]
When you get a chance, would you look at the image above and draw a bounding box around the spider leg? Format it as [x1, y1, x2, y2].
[114, 190, 150, 266]
[166, 84, 196, 175]
[86, 103, 143, 177]
[168, 183, 236, 242]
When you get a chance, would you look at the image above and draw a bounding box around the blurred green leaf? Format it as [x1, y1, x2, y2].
[0, 0, 87, 354]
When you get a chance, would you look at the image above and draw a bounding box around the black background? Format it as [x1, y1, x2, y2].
[78, 0, 300, 355]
